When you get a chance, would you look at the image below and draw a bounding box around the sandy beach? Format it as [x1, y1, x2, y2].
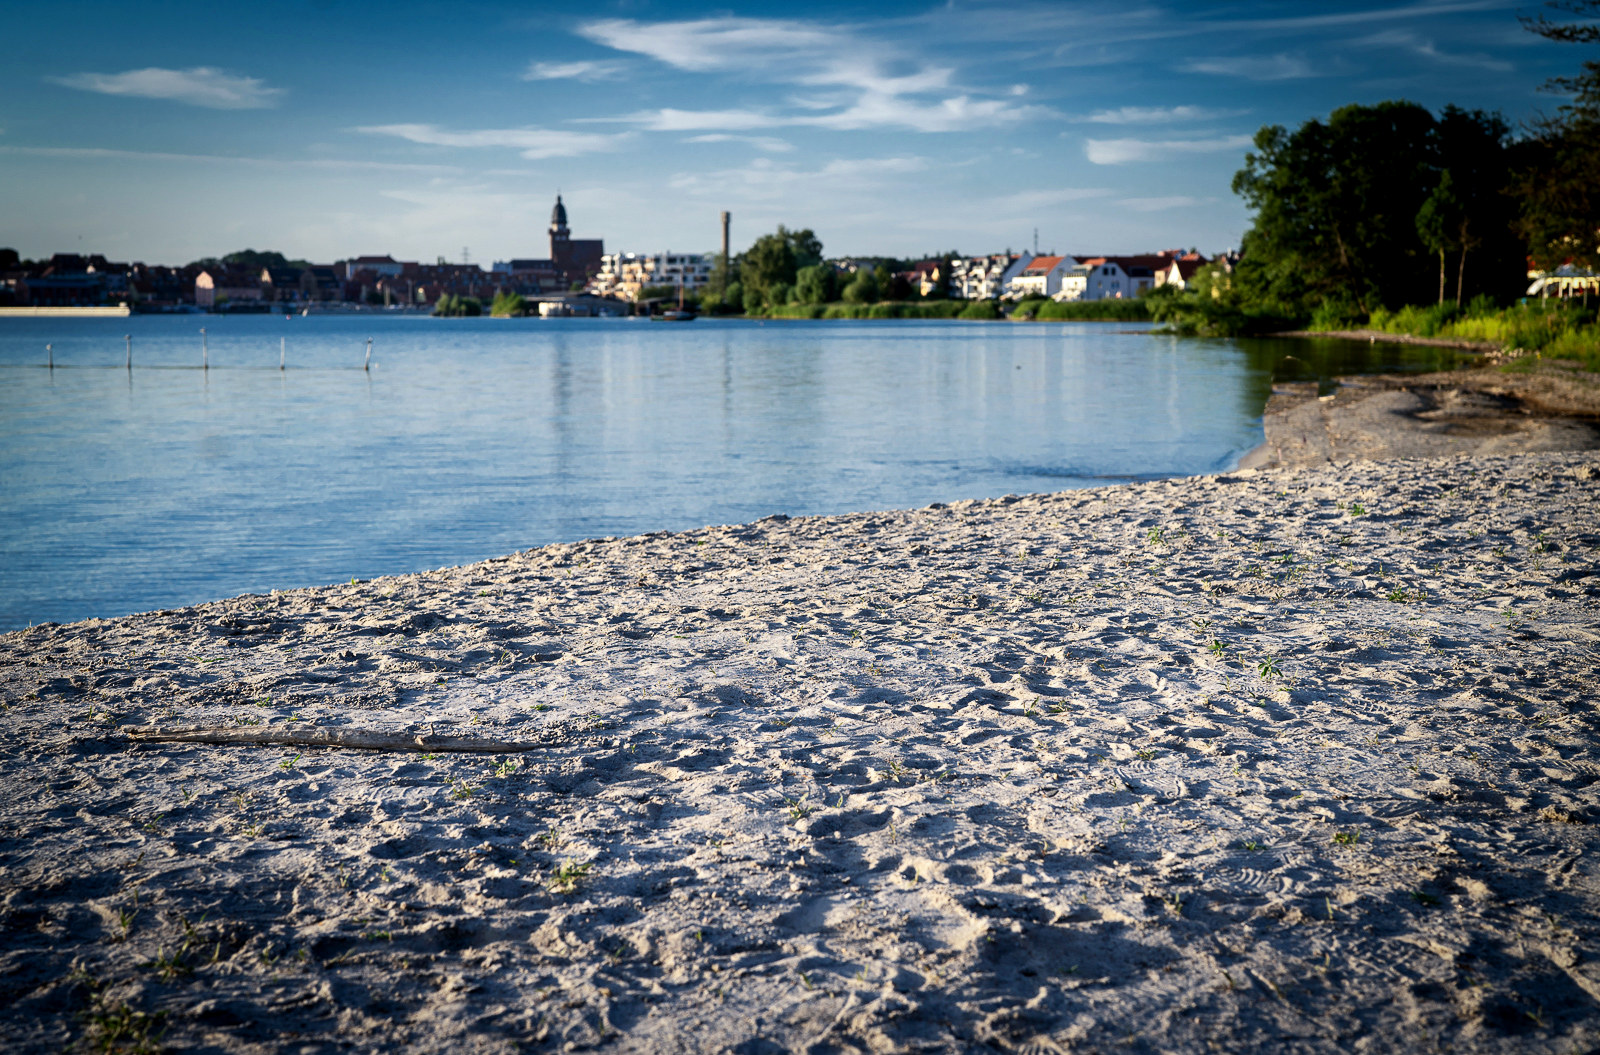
[2, 447, 1598, 1053]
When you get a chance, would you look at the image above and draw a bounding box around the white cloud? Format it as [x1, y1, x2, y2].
[354, 124, 631, 159]
[684, 134, 794, 153]
[1084, 135, 1253, 165]
[50, 67, 283, 109]
[521, 60, 626, 82]
[1181, 54, 1318, 80]
[1086, 105, 1249, 125]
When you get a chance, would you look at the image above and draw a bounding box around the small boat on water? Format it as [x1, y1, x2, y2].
[650, 275, 697, 321]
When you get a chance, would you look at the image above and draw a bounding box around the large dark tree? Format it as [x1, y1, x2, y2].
[1516, 1, 1600, 270]
[1432, 107, 1525, 303]
[739, 226, 823, 305]
[1232, 101, 1439, 316]
[1231, 101, 1523, 317]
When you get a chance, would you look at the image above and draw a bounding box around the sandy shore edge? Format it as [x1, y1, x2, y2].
[3, 451, 1598, 1053]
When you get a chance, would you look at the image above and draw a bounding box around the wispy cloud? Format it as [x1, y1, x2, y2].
[354, 124, 632, 159]
[577, 16, 1052, 133]
[1116, 196, 1206, 212]
[521, 60, 626, 82]
[50, 67, 283, 109]
[1084, 135, 1253, 165]
[990, 188, 1115, 212]
[1181, 54, 1319, 81]
[1085, 105, 1249, 125]
[611, 108, 780, 132]
[0, 144, 458, 174]
[669, 155, 930, 200]
[684, 133, 794, 153]
[1356, 29, 1514, 71]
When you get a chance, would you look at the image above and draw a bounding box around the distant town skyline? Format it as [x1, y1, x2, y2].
[0, 0, 1580, 264]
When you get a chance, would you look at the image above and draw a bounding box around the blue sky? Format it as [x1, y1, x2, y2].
[0, 1, 1580, 265]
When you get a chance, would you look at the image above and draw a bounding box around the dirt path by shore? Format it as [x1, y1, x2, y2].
[3, 451, 1597, 1053]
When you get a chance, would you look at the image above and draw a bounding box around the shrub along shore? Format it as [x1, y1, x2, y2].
[749, 297, 1151, 321]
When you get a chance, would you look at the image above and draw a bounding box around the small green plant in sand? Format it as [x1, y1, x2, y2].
[1208, 639, 1227, 657]
[785, 797, 815, 822]
[1239, 839, 1264, 851]
[548, 860, 592, 894]
[1256, 656, 1282, 679]
[1191, 618, 1212, 632]
[278, 753, 301, 771]
[1146, 527, 1165, 546]
[82, 1000, 167, 1055]
[450, 781, 475, 801]
[494, 759, 520, 778]
[1332, 830, 1360, 846]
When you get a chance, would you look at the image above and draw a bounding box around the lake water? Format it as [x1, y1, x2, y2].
[0, 314, 1466, 630]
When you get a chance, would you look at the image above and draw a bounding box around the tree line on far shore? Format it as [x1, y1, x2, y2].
[1143, 1, 1598, 369]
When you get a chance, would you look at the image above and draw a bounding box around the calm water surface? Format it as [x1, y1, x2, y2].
[0, 314, 1465, 629]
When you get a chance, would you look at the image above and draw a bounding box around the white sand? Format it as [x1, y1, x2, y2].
[2, 451, 1598, 1053]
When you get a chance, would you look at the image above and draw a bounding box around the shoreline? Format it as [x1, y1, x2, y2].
[1248, 360, 1600, 470]
[3, 451, 1597, 1052]
[1271, 328, 1502, 353]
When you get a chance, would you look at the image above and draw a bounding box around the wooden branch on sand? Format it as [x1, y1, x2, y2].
[118, 725, 547, 753]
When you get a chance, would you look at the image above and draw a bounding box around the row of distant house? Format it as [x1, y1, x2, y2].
[2, 243, 1225, 312]
[0, 197, 610, 312]
[581, 249, 1222, 303]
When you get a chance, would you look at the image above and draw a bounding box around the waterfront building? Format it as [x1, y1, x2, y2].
[589, 251, 715, 301]
[1004, 255, 1074, 299]
[342, 255, 406, 281]
[195, 267, 264, 309]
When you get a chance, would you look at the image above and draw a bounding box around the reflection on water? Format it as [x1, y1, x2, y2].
[0, 315, 1471, 629]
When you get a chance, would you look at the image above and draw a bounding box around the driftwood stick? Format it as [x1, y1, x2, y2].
[118, 725, 546, 753]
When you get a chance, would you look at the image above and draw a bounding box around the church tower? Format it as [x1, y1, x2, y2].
[549, 194, 570, 265]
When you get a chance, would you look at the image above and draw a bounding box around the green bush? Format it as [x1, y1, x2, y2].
[433, 293, 482, 317]
[1032, 299, 1152, 321]
[490, 290, 527, 317]
[1361, 299, 1600, 370]
[841, 272, 878, 304]
[958, 299, 1001, 320]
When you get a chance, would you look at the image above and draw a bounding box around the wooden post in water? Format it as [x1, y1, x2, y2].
[200, 328, 208, 370]
[280, 336, 286, 370]
[364, 336, 372, 372]
[125, 334, 132, 370]
[46, 343, 53, 370]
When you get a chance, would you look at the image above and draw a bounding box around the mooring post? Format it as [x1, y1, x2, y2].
[47, 343, 53, 370]
[364, 336, 372, 372]
[200, 327, 208, 370]
[280, 336, 286, 370]
[125, 334, 132, 370]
